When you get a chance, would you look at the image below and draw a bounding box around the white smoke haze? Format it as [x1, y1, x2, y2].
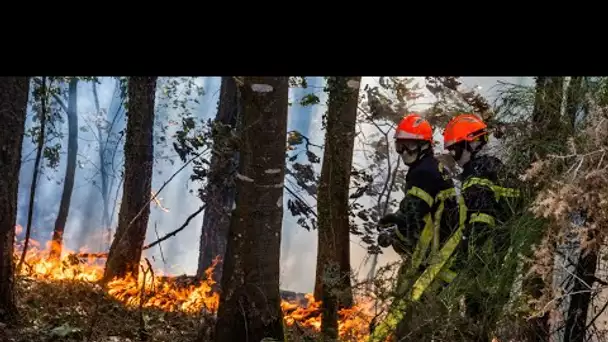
[15, 76, 533, 294]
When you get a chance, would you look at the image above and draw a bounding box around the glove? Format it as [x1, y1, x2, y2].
[378, 213, 407, 229]
[377, 229, 394, 248]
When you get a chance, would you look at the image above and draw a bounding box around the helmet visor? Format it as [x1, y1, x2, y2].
[395, 139, 422, 155]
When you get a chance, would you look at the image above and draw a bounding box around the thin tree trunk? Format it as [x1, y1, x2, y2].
[314, 76, 361, 340]
[213, 77, 287, 342]
[564, 238, 598, 342]
[103, 77, 157, 282]
[92, 81, 112, 250]
[17, 77, 49, 274]
[565, 76, 584, 132]
[196, 76, 240, 285]
[49, 79, 79, 259]
[0, 77, 29, 322]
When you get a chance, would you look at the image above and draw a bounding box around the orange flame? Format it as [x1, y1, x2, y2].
[15, 239, 374, 341]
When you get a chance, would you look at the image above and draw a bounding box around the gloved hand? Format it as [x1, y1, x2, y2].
[378, 213, 406, 229]
[377, 229, 394, 248]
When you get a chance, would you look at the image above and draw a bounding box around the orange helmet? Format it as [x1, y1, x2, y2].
[443, 114, 488, 149]
[394, 113, 433, 142]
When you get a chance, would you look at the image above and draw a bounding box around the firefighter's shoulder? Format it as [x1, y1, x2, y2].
[408, 156, 450, 190]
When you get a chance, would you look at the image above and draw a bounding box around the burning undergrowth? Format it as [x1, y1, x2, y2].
[5, 239, 376, 341]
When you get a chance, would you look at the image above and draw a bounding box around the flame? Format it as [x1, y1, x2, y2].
[15, 239, 374, 341]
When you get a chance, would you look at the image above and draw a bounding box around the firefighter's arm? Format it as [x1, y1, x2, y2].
[393, 168, 437, 243]
[463, 181, 498, 249]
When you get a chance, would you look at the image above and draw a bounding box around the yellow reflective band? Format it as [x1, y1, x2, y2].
[407, 186, 434, 208]
[367, 296, 409, 342]
[435, 187, 456, 202]
[410, 214, 434, 271]
[463, 177, 494, 190]
[394, 226, 408, 244]
[432, 188, 458, 253]
[470, 212, 496, 227]
[410, 224, 464, 301]
[458, 195, 468, 228]
[432, 201, 443, 253]
[438, 268, 457, 283]
[463, 177, 521, 201]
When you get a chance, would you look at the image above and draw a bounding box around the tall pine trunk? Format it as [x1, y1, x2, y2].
[104, 77, 157, 282]
[562, 77, 594, 342]
[213, 77, 287, 342]
[314, 76, 361, 339]
[564, 234, 597, 342]
[0, 77, 29, 322]
[50, 79, 79, 259]
[17, 77, 49, 274]
[525, 76, 565, 341]
[196, 76, 239, 285]
[92, 81, 112, 249]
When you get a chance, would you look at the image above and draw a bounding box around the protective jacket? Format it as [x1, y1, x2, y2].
[458, 154, 521, 263]
[370, 152, 462, 342]
[388, 152, 459, 262]
[455, 154, 522, 341]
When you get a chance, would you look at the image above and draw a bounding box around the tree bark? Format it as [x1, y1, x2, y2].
[565, 76, 584, 132]
[562, 80, 594, 342]
[526, 76, 566, 341]
[213, 77, 287, 342]
[314, 76, 361, 339]
[17, 77, 49, 274]
[0, 77, 29, 322]
[104, 77, 157, 282]
[92, 81, 112, 250]
[196, 76, 240, 286]
[50, 79, 79, 259]
[564, 240, 598, 342]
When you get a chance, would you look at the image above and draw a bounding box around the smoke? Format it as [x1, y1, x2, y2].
[14, 76, 533, 294]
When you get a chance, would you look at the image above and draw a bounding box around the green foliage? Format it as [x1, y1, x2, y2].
[23, 77, 69, 172]
[43, 143, 62, 168]
[289, 76, 308, 88]
[300, 93, 320, 107]
[349, 77, 422, 254]
[285, 129, 321, 232]
[152, 77, 207, 170]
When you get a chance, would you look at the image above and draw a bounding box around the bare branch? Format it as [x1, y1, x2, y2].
[143, 204, 206, 250]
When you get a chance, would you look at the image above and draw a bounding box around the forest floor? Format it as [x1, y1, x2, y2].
[3, 276, 205, 342]
[1, 275, 327, 342]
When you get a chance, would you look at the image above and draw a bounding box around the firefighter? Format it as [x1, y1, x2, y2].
[369, 113, 461, 341]
[442, 113, 521, 341]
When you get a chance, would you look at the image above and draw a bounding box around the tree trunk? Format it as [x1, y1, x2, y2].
[50, 79, 79, 259]
[213, 77, 287, 342]
[92, 81, 112, 250]
[562, 81, 594, 342]
[532, 77, 564, 137]
[314, 76, 361, 340]
[17, 77, 49, 274]
[564, 239, 598, 342]
[0, 77, 29, 322]
[104, 77, 157, 282]
[196, 76, 240, 285]
[565, 76, 584, 132]
[526, 76, 566, 341]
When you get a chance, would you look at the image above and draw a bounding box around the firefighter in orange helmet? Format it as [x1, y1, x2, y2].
[371, 113, 461, 341]
[443, 114, 521, 341]
[377, 113, 457, 258]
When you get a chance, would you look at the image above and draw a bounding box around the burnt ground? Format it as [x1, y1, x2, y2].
[2, 276, 201, 342]
[0, 276, 313, 342]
